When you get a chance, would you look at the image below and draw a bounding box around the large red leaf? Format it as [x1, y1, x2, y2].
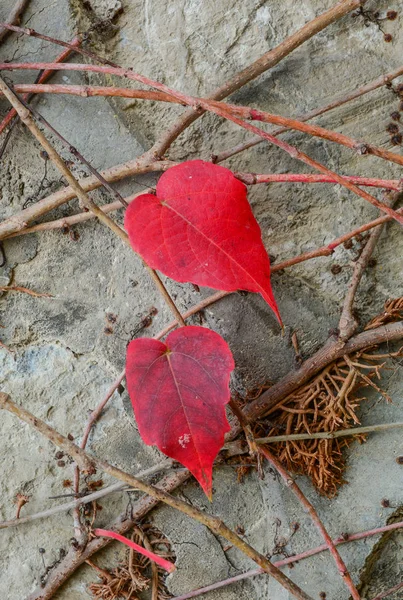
[124, 160, 281, 324]
[125, 326, 234, 498]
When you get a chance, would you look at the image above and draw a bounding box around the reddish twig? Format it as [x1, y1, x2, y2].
[214, 100, 403, 171]
[0, 82, 179, 103]
[171, 521, 403, 600]
[0, 36, 81, 135]
[259, 446, 361, 599]
[371, 582, 403, 600]
[338, 192, 399, 340]
[213, 63, 403, 163]
[0, 285, 52, 297]
[234, 172, 401, 191]
[0, 0, 30, 43]
[3, 62, 399, 224]
[0, 0, 364, 158]
[0, 77, 186, 328]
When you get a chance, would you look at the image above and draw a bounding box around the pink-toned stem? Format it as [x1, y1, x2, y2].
[0, 36, 81, 135]
[213, 63, 403, 163]
[0, 83, 178, 103]
[0, 0, 30, 43]
[93, 529, 176, 573]
[203, 103, 403, 225]
[172, 520, 403, 600]
[2, 61, 399, 224]
[234, 172, 401, 191]
[259, 446, 360, 600]
[371, 582, 403, 600]
[6, 173, 401, 242]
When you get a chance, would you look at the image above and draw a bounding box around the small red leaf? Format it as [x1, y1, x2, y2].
[124, 160, 281, 324]
[125, 326, 234, 498]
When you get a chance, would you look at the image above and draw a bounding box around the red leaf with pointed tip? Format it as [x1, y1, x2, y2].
[124, 160, 281, 324]
[125, 326, 234, 498]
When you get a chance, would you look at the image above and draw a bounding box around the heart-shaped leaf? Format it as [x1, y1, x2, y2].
[125, 326, 234, 498]
[124, 160, 281, 324]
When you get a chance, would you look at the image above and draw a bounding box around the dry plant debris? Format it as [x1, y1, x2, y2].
[87, 524, 174, 600]
[250, 298, 403, 496]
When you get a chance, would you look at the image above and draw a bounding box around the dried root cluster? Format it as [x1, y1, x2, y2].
[255, 298, 403, 496]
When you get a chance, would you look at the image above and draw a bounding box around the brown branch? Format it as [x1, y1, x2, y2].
[6, 60, 399, 224]
[244, 321, 403, 422]
[213, 63, 403, 164]
[338, 192, 400, 340]
[0, 36, 82, 137]
[0, 394, 314, 600]
[0, 0, 30, 43]
[259, 447, 360, 599]
[0, 159, 175, 240]
[14, 318, 403, 598]
[171, 520, 403, 600]
[0, 77, 186, 327]
[0, 0, 364, 158]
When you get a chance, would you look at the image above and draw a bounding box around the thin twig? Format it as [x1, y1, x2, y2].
[0, 0, 30, 43]
[371, 582, 403, 600]
[0, 461, 175, 530]
[171, 521, 403, 600]
[255, 421, 403, 444]
[234, 172, 401, 190]
[0, 393, 314, 600]
[0, 0, 364, 158]
[338, 192, 400, 340]
[260, 446, 361, 598]
[0, 36, 81, 136]
[0, 160, 175, 240]
[1, 62, 401, 223]
[213, 63, 403, 163]
[0, 83, 179, 102]
[0, 77, 186, 327]
[0, 285, 52, 297]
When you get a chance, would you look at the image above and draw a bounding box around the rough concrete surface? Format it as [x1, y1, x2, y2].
[0, 0, 403, 598]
